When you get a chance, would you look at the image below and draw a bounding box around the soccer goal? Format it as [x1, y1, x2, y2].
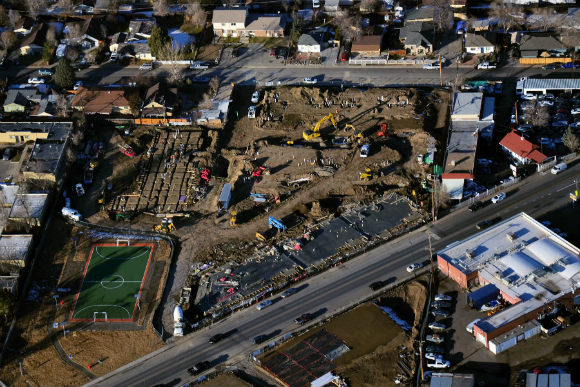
[116, 239, 130, 246]
[93, 312, 108, 323]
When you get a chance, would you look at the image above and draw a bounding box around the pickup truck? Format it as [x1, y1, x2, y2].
[477, 62, 497, 69]
[190, 61, 209, 70]
[427, 358, 450, 369]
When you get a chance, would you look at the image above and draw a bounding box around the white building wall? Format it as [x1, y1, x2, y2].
[298, 44, 320, 53]
[466, 46, 494, 54]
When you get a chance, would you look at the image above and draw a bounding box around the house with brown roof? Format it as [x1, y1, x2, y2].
[71, 88, 131, 115]
[142, 83, 179, 118]
[351, 35, 382, 57]
[212, 7, 248, 37]
[499, 131, 548, 165]
[245, 15, 287, 38]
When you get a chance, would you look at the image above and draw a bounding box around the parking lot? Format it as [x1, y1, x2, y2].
[219, 43, 286, 69]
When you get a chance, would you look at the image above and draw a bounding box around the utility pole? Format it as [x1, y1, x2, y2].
[439, 54, 443, 87]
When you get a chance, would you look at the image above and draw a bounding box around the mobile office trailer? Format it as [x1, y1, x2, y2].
[218, 183, 232, 214]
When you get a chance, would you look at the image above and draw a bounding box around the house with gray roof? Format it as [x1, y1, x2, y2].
[404, 6, 435, 24]
[212, 7, 248, 37]
[465, 33, 495, 54]
[519, 34, 567, 58]
[3, 88, 41, 114]
[128, 19, 155, 41]
[399, 22, 433, 56]
[245, 15, 287, 38]
[298, 33, 322, 53]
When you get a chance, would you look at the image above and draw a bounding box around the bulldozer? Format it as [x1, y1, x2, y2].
[303, 113, 337, 141]
[154, 218, 176, 233]
[230, 211, 237, 227]
[359, 168, 373, 181]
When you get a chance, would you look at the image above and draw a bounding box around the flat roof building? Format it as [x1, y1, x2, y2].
[438, 212, 580, 352]
[516, 78, 580, 95]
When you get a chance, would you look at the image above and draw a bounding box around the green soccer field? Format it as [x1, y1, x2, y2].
[70, 244, 154, 321]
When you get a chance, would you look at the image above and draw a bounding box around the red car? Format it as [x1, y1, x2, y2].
[119, 144, 135, 157]
[270, 48, 276, 56]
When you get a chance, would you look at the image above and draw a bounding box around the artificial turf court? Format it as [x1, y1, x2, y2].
[70, 243, 155, 322]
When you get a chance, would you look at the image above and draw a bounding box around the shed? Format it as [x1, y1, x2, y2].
[467, 283, 499, 309]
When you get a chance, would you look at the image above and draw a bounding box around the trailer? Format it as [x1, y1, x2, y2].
[217, 183, 232, 214]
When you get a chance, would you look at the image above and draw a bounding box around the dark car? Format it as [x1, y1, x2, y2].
[295, 313, 314, 325]
[542, 63, 559, 70]
[276, 48, 287, 59]
[209, 333, 225, 344]
[253, 335, 268, 344]
[468, 201, 484, 212]
[2, 148, 13, 161]
[369, 281, 385, 291]
[431, 309, 450, 318]
[476, 216, 501, 230]
[432, 301, 452, 309]
[426, 345, 445, 354]
[188, 361, 210, 375]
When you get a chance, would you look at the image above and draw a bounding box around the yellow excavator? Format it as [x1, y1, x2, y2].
[303, 113, 337, 141]
[154, 218, 176, 233]
[359, 168, 373, 181]
[344, 123, 364, 144]
[230, 211, 237, 227]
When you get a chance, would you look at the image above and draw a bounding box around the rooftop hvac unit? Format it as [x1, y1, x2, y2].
[466, 250, 476, 259]
[506, 232, 517, 242]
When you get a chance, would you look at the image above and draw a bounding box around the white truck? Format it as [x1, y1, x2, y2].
[62, 207, 82, 222]
[427, 358, 450, 369]
[174, 305, 184, 337]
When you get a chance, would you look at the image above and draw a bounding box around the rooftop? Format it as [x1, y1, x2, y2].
[439, 212, 580, 332]
[500, 131, 547, 164]
[519, 78, 580, 92]
[519, 34, 566, 51]
[465, 33, 494, 48]
[9, 193, 48, 219]
[489, 320, 540, 346]
[443, 120, 478, 177]
[405, 6, 435, 22]
[451, 92, 483, 120]
[0, 122, 72, 141]
[351, 35, 382, 52]
[0, 234, 32, 260]
[72, 88, 130, 115]
[246, 15, 286, 31]
[212, 7, 248, 25]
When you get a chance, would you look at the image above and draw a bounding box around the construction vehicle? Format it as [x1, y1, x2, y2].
[154, 218, 175, 233]
[119, 144, 136, 157]
[344, 123, 364, 143]
[252, 166, 270, 182]
[218, 183, 232, 215]
[256, 232, 267, 241]
[303, 113, 337, 141]
[359, 168, 373, 181]
[83, 166, 94, 185]
[230, 211, 237, 227]
[377, 123, 388, 137]
[268, 216, 287, 231]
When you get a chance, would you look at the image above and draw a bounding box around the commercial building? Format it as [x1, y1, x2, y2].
[516, 78, 580, 96]
[438, 213, 580, 353]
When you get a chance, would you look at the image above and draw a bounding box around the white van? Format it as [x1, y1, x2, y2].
[466, 318, 481, 334]
[551, 163, 567, 174]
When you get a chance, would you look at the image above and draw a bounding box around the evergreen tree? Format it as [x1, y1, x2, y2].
[148, 25, 170, 59]
[55, 58, 75, 89]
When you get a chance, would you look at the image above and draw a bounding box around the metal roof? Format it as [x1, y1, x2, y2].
[521, 78, 580, 92]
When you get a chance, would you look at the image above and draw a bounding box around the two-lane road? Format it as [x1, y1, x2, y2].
[85, 161, 580, 387]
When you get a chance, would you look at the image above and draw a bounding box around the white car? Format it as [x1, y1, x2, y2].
[491, 192, 506, 203]
[407, 262, 423, 272]
[434, 294, 452, 302]
[256, 300, 272, 310]
[190, 61, 209, 70]
[110, 52, 118, 61]
[73, 81, 83, 90]
[303, 77, 317, 84]
[251, 91, 260, 103]
[139, 62, 153, 71]
[248, 106, 256, 119]
[423, 63, 440, 70]
[571, 108, 580, 115]
[521, 93, 537, 101]
[360, 144, 370, 158]
[425, 353, 443, 361]
[426, 334, 444, 344]
[28, 77, 45, 84]
[477, 62, 496, 69]
[428, 321, 447, 331]
[427, 359, 450, 369]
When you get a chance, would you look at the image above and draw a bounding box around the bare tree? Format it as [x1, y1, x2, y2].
[56, 93, 71, 116]
[335, 11, 362, 41]
[8, 9, 22, 28]
[66, 23, 84, 43]
[153, 0, 170, 16]
[208, 76, 220, 97]
[490, 0, 522, 32]
[159, 43, 183, 84]
[198, 93, 213, 109]
[0, 30, 16, 50]
[26, 0, 47, 20]
[58, 0, 74, 13]
[433, 2, 454, 32]
[185, 1, 207, 28]
[526, 7, 561, 32]
[360, 0, 379, 13]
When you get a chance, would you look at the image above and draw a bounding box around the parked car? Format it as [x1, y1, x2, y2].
[428, 321, 447, 331]
[139, 62, 153, 70]
[110, 52, 118, 61]
[491, 192, 506, 203]
[432, 301, 452, 309]
[561, 62, 580, 69]
[253, 335, 268, 344]
[434, 294, 452, 302]
[477, 62, 496, 69]
[521, 93, 537, 100]
[369, 281, 386, 291]
[209, 333, 225, 343]
[269, 48, 276, 56]
[28, 77, 45, 84]
[427, 359, 451, 369]
[468, 201, 484, 212]
[542, 63, 559, 70]
[192, 76, 210, 83]
[303, 77, 317, 84]
[2, 148, 12, 161]
[295, 313, 314, 325]
[425, 353, 443, 361]
[75, 183, 85, 197]
[188, 361, 210, 375]
[427, 334, 444, 344]
[281, 288, 297, 298]
[38, 68, 54, 76]
[406, 262, 423, 272]
[476, 217, 501, 230]
[74, 81, 83, 91]
[422, 63, 440, 70]
[248, 106, 256, 119]
[251, 91, 260, 103]
[495, 83, 503, 95]
[426, 345, 445, 354]
[256, 300, 272, 310]
[431, 309, 450, 318]
[481, 300, 500, 312]
[500, 176, 515, 185]
[190, 61, 209, 69]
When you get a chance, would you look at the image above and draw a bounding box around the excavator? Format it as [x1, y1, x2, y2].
[344, 123, 364, 145]
[154, 218, 176, 233]
[377, 123, 388, 137]
[359, 168, 373, 181]
[230, 211, 237, 227]
[303, 113, 337, 141]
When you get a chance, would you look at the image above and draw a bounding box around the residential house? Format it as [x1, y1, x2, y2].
[212, 7, 248, 37]
[297, 33, 322, 53]
[465, 33, 495, 54]
[19, 23, 45, 56]
[245, 15, 287, 38]
[499, 131, 548, 165]
[109, 32, 128, 53]
[399, 22, 433, 56]
[0, 235, 33, 268]
[71, 88, 131, 115]
[118, 42, 154, 60]
[24, 138, 70, 182]
[64, 17, 104, 50]
[142, 83, 179, 118]
[128, 19, 155, 41]
[9, 193, 48, 228]
[404, 6, 435, 24]
[519, 34, 567, 58]
[3, 88, 41, 114]
[0, 276, 18, 294]
[351, 35, 382, 57]
[297, 9, 314, 24]
[0, 122, 71, 145]
[29, 99, 57, 118]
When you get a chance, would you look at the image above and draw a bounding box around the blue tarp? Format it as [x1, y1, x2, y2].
[467, 283, 499, 309]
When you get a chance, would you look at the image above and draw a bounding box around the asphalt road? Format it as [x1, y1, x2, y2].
[84, 160, 580, 387]
[13, 61, 577, 88]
